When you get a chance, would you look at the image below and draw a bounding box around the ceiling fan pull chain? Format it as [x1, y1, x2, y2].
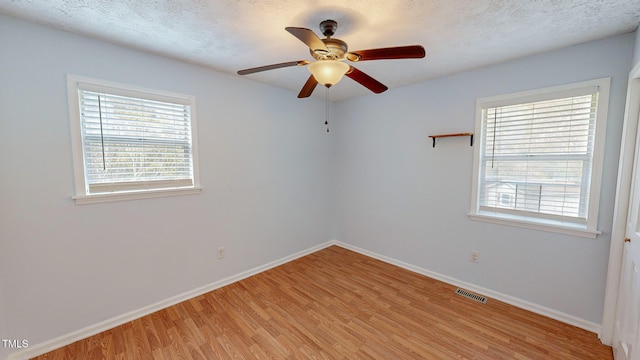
[325, 87, 330, 133]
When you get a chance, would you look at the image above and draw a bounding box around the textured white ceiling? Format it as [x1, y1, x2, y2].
[1, 1, 639, 101]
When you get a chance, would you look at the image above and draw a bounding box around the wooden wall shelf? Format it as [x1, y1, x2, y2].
[428, 132, 474, 148]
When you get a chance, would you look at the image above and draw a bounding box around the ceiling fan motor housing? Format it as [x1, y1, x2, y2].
[312, 38, 348, 60]
[308, 20, 348, 60]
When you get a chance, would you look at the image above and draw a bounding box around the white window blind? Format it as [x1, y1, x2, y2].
[79, 89, 193, 193]
[480, 92, 596, 222]
[68, 76, 199, 203]
[470, 78, 610, 237]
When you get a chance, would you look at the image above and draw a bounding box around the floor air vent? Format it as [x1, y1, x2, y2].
[455, 288, 487, 304]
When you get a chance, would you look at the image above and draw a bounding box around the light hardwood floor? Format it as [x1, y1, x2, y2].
[34, 246, 613, 359]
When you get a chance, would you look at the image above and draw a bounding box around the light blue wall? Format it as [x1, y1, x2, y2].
[0, 14, 332, 357]
[332, 33, 635, 325]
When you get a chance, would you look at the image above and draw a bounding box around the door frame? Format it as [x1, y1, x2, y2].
[601, 60, 640, 345]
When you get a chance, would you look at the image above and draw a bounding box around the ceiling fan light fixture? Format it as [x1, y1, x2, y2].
[308, 60, 349, 87]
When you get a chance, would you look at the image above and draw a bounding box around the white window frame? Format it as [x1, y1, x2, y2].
[68, 75, 201, 204]
[469, 78, 610, 238]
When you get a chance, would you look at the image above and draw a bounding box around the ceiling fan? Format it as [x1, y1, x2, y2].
[237, 20, 426, 98]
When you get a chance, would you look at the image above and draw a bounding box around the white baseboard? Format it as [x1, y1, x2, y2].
[333, 241, 601, 334]
[9, 239, 600, 359]
[6, 241, 334, 360]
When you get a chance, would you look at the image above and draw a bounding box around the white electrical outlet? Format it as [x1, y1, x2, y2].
[470, 250, 479, 263]
[217, 246, 225, 259]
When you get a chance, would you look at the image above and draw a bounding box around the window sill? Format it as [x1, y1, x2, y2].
[73, 187, 201, 205]
[468, 211, 601, 239]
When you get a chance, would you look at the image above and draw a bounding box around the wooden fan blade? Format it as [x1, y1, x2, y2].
[285, 27, 329, 53]
[298, 75, 319, 98]
[346, 45, 426, 62]
[238, 60, 310, 75]
[345, 66, 388, 94]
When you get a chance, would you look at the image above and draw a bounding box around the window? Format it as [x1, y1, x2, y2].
[469, 78, 610, 238]
[499, 193, 512, 206]
[68, 75, 200, 204]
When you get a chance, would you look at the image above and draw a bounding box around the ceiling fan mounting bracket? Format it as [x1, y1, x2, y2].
[319, 20, 337, 37]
